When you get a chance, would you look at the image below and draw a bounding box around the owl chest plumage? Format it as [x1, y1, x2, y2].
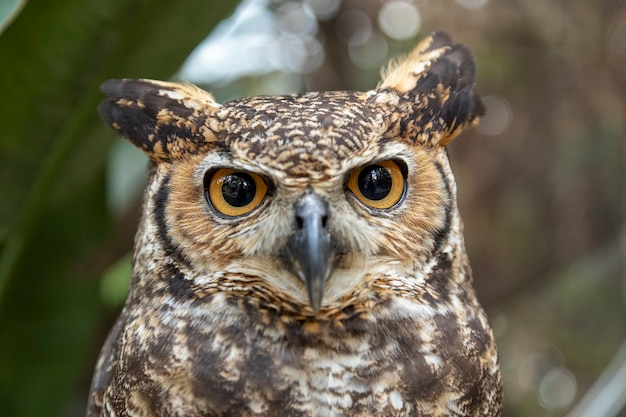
[104, 268, 499, 417]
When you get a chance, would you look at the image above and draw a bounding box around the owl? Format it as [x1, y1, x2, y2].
[88, 32, 502, 416]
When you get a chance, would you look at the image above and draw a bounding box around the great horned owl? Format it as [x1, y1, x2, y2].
[88, 32, 502, 416]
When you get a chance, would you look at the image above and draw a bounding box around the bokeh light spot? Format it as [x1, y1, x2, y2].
[349, 31, 388, 70]
[378, 1, 421, 41]
[282, 35, 324, 74]
[538, 367, 577, 411]
[336, 9, 372, 45]
[304, 0, 341, 21]
[476, 95, 512, 136]
[455, 0, 488, 10]
[278, 1, 317, 36]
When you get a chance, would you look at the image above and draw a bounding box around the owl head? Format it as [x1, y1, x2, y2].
[99, 32, 483, 315]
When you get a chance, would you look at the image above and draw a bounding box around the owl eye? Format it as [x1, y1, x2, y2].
[347, 160, 406, 210]
[205, 168, 268, 217]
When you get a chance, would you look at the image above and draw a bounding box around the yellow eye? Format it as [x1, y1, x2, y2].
[347, 160, 406, 210]
[205, 168, 268, 217]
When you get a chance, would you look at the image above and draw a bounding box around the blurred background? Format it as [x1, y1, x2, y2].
[0, 0, 624, 416]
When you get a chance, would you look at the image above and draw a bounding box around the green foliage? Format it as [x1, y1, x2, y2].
[0, 1, 235, 415]
[100, 252, 132, 308]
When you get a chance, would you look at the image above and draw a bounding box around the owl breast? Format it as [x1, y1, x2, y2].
[105, 252, 498, 417]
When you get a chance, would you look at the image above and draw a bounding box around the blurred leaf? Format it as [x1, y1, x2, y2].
[0, 0, 25, 34]
[100, 252, 131, 308]
[0, 0, 235, 416]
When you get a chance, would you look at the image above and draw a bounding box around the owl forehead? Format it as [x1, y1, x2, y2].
[218, 91, 389, 179]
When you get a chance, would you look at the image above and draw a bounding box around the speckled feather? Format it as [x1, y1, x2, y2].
[88, 32, 502, 417]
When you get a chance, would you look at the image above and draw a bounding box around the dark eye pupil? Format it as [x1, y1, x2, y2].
[222, 173, 256, 207]
[358, 165, 392, 201]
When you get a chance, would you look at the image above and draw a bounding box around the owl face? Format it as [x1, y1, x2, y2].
[161, 93, 452, 311]
[99, 32, 482, 315]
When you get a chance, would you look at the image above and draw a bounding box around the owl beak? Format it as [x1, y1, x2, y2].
[283, 191, 335, 313]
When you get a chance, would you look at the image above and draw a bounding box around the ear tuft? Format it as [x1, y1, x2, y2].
[380, 31, 453, 90]
[99, 79, 222, 161]
[379, 32, 483, 146]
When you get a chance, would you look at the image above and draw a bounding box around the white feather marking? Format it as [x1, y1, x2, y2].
[159, 89, 184, 100]
[389, 391, 404, 410]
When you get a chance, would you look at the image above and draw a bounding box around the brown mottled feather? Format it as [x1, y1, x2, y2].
[88, 32, 502, 417]
[99, 79, 222, 161]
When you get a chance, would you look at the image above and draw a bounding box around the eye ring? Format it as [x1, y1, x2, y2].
[347, 160, 406, 210]
[204, 168, 268, 217]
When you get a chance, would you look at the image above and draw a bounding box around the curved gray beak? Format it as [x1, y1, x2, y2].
[282, 191, 335, 313]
